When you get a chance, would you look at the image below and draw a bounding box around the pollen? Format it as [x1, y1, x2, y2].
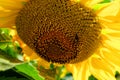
[16, 0, 101, 64]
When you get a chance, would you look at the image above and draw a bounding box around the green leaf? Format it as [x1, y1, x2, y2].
[50, 63, 55, 70]
[0, 28, 23, 61]
[0, 58, 20, 71]
[3, 44, 23, 60]
[0, 69, 28, 79]
[39, 64, 73, 80]
[60, 73, 73, 80]
[39, 66, 56, 80]
[29, 60, 38, 67]
[0, 28, 10, 35]
[0, 29, 12, 50]
[100, 0, 113, 3]
[92, 3, 110, 11]
[14, 63, 45, 80]
[115, 71, 120, 80]
[55, 65, 73, 80]
[92, 0, 114, 11]
[0, 49, 21, 71]
[0, 76, 28, 80]
[0, 28, 23, 71]
[88, 75, 97, 80]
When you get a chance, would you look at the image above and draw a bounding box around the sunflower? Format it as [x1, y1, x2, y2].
[0, 0, 120, 80]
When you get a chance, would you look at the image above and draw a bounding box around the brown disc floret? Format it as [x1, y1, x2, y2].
[16, 0, 101, 64]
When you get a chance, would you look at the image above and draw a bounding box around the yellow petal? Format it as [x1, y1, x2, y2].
[0, 15, 16, 28]
[0, 0, 28, 9]
[105, 37, 120, 50]
[101, 44, 120, 68]
[66, 64, 79, 80]
[71, 0, 80, 3]
[79, 0, 90, 5]
[90, 69, 116, 80]
[76, 61, 91, 80]
[0, 10, 19, 17]
[101, 20, 120, 30]
[107, 32, 120, 38]
[97, 0, 120, 17]
[98, 47, 120, 73]
[0, 0, 28, 28]
[73, 0, 102, 7]
[99, 12, 120, 23]
[102, 28, 120, 38]
[85, 0, 103, 7]
[66, 61, 90, 80]
[0, 11, 17, 28]
[89, 57, 116, 80]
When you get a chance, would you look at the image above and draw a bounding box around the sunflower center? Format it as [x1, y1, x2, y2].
[16, 0, 101, 64]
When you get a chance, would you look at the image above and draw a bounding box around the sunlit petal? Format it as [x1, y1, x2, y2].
[97, 0, 120, 17]
[99, 47, 120, 72]
[85, 0, 103, 7]
[0, 0, 28, 9]
[0, 0, 28, 28]
[89, 57, 116, 80]
[76, 61, 91, 80]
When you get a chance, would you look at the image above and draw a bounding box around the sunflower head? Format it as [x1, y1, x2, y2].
[15, 0, 102, 64]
